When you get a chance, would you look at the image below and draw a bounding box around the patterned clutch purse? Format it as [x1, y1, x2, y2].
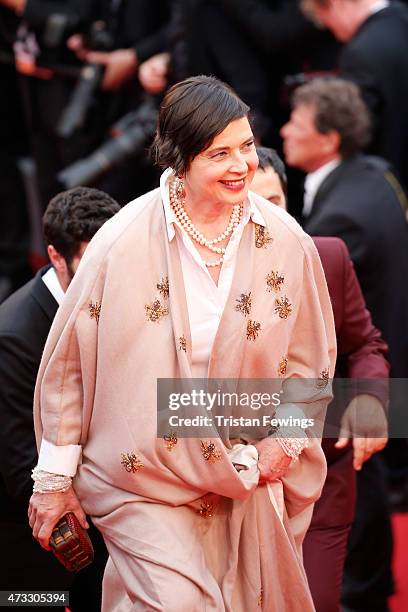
[49, 512, 94, 572]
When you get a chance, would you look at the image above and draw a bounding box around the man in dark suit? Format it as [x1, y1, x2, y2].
[281, 77, 408, 612]
[0, 186, 120, 610]
[253, 148, 389, 612]
[301, 0, 408, 191]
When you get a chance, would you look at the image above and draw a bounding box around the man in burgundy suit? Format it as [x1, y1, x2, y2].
[251, 147, 389, 612]
[304, 236, 389, 612]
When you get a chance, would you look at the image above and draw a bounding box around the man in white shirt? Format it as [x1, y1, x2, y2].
[0, 186, 119, 610]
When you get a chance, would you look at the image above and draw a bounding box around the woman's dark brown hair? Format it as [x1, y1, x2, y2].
[151, 75, 250, 176]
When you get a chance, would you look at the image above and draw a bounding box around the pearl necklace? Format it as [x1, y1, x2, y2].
[169, 177, 243, 267]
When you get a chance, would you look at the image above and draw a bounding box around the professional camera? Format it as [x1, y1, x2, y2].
[56, 20, 115, 139]
[57, 98, 158, 189]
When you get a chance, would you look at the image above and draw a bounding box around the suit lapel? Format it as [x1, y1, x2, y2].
[306, 160, 353, 222]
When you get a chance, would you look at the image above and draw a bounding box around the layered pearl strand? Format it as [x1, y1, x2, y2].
[169, 177, 244, 267]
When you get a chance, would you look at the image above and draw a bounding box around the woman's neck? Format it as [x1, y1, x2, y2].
[183, 189, 235, 228]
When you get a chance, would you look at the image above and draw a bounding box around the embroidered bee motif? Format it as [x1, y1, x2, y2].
[164, 432, 178, 451]
[179, 335, 187, 352]
[89, 301, 101, 324]
[157, 276, 169, 299]
[255, 224, 273, 249]
[201, 441, 222, 463]
[266, 271, 284, 293]
[120, 452, 144, 473]
[235, 292, 252, 317]
[145, 299, 169, 322]
[316, 368, 330, 389]
[246, 320, 261, 341]
[197, 500, 214, 519]
[278, 357, 288, 377]
[274, 297, 292, 319]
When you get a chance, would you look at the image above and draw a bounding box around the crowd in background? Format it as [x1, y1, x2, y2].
[0, 0, 344, 298]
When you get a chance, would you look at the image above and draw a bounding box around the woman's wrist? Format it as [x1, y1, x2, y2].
[31, 466, 72, 494]
[273, 427, 309, 461]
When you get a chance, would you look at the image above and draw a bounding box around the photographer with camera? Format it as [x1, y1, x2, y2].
[57, 0, 171, 202]
[1, 0, 171, 207]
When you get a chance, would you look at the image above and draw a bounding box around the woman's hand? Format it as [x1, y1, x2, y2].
[255, 437, 292, 484]
[28, 487, 88, 550]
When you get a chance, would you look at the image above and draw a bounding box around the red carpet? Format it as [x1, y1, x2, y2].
[390, 513, 408, 611]
[63, 513, 408, 612]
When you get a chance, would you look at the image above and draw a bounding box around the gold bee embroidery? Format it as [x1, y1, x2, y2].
[164, 432, 178, 451]
[145, 299, 169, 322]
[235, 292, 252, 317]
[255, 224, 273, 249]
[274, 297, 292, 319]
[89, 301, 101, 324]
[197, 500, 214, 519]
[179, 335, 187, 352]
[246, 320, 261, 341]
[157, 276, 169, 299]
[258, 589, 263, 607]
[317, 368, 330, 389]
[278, 357, 288, 377]
[201, 441, 222, 463]
[120, 452, 144, 473]
[266, 271, 284, 293]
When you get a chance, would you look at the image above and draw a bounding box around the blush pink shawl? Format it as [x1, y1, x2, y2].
[34, 188, 336, 611]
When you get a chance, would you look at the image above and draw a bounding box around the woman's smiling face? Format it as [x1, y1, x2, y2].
[183, 117, 259, 208]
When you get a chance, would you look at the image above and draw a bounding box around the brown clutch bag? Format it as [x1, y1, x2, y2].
[49, 512, 94, 572]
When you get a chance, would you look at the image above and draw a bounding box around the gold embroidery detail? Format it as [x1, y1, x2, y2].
[179, 335, 187, 352]
[255, 224, 273, 249]
[145, 299, 169, 322]
[274, 296, 292, 319]
[120, 452, 144, 473]
[157, 276, 169, 299]
[246, 320, 261, 341]
[89, 301, 101, 324]
[164, 432, 178, 451]
[278, 357, 288, 377]
[235, 292, 252, 317]
[317, 368, 330, 389]
[266, 271, 284, 293]
[258, 589, 263, 607]
[197, 501, 214, 519]
[201, 441, 222, 463]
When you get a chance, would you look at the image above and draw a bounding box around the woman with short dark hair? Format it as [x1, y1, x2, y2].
[29, 75, 336, 610]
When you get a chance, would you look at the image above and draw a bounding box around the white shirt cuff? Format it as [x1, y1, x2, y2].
[37, 438, 82, 477]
